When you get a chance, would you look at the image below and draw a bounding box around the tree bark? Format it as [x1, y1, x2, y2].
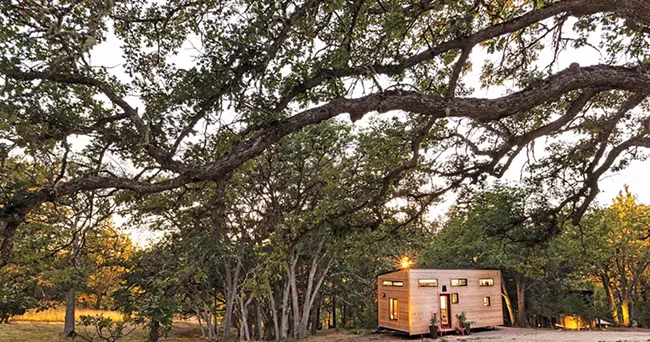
[269, 293, 280, 341]
[297, 244, 331, 339]
[621, 297, 631, 327]
[254, 300, 263, 340]
[287, 251, 301, 339]
[149, 320, 160, 342]
[62, 228, 82, 338]
[310, 300, 320, 336]
[279, 276, 291, 339]
[94, 292, 103, 310]
[62, 288, 76, 337]
[331, 295, 337, 329]
[501, 274, 515, 326]
[196, 308, 207, 342]
[600, 273, 620, 326]
[223, 256, 242, 342]
[238, 295, 252, 341]
[515, 274, 528, 328]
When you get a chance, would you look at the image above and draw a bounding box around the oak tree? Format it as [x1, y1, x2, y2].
[2, 0, 650, 265]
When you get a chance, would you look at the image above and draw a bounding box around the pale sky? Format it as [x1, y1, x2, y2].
[84, 13, 649, 244]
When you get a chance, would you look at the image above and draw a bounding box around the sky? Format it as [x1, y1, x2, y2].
[84, 11, 650, 244]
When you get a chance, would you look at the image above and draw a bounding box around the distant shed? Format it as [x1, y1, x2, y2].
[377, 267, 504, 335]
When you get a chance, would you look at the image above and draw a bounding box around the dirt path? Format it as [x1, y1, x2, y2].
[306, 327, 650, 342]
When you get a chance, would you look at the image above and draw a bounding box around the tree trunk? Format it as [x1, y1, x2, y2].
[62, 229, 81, 338]
[239, 295, 252, 341]
[255, 300, 263, 340]
[269, 293, 280, 342]
[515, 275, 528, 328]
[621, 297, 631, 327]
[341, 303, 346, 328]
[310, 300, 319, 336]
[62, 288, 76, 337]
[297, 250, 330, 339]
[149, 320, 160, 342]
[600, 273, 620, 326]
[224, 294, 237, 341]
[94, 292, 103, 310]
[501, 274, 515, 326]
[196, 307, 207, 342]
[223, 257, 242, 342]
[279, 277, 290, 339]
[288, 254, 300, 339]
[204, 302, 214, 342]
[224, 284, 235, 342]
[331, 295, 337, 329]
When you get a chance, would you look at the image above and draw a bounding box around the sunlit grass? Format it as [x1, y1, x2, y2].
[12, 308, 123, 323]
[0, 322, 204, 341]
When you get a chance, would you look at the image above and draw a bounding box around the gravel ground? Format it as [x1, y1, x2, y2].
[305, 327, 650, 342]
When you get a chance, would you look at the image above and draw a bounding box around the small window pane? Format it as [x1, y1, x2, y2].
[451, 293, 459, 304]
[382, 280, 393, 286]
[451, 278, 468, 286]
[418, 279, 438, 287]
[479, 278, 494, 286]
[484, 297, 491, 306]
[392, 281, 404, 287]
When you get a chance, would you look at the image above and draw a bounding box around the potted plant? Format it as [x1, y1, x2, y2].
[455, 312, 474, 335]
[429, 312, 438, 339]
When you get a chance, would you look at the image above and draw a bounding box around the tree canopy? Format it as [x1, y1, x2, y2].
[2, 0, 650, 266]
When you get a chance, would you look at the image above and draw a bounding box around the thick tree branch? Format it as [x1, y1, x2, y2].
[276, 0, 638, 110]
[38, 64, 650, 199]
[3, 69, 188, 173]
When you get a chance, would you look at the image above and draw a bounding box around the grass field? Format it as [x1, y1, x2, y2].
[13, 308, 123, 323]
[4, 308, 204, 341]
[0, 321, 204, 341]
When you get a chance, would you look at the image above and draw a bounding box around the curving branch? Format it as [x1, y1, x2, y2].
[29, 64, 650, 200]
[3, 69, 188, 173]
[275, 0, 643, 110]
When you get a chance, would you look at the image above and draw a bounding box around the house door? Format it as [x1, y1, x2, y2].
[439, 294, 451, 329]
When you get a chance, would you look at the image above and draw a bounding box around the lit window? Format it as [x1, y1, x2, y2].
[484, 297, 491, 306]
[450, 279, 467, 286]
[382, 280, 404, 287]
[389, 298, 398, 320]
[451, 293, 459, 304]
[418, 279, 438, 287]
[479, 278, 494, 286]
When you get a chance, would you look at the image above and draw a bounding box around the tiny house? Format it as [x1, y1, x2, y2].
[377, 267, 504, 335]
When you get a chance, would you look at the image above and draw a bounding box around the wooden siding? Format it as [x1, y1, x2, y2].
[377, 269, 410, 333]
[407, 269, 504, 335]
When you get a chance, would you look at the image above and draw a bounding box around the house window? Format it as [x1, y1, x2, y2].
[484, 297, 491, 306]
[418, 279, 438, 287]
[479, 278, 494, 286]
[389, 298, 398, 320]
[382, 280, 404, 287]
[450, 278, 467, 286]
[451, 293, 459, 304]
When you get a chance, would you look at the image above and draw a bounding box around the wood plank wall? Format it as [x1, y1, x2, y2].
[377, 269, 410, 332]
[377, 268, 504, 335]
[408, 269, 503, 335]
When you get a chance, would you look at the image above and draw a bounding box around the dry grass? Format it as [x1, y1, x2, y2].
[0, 321, 204, 341]
[12, 308, 123, 323]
